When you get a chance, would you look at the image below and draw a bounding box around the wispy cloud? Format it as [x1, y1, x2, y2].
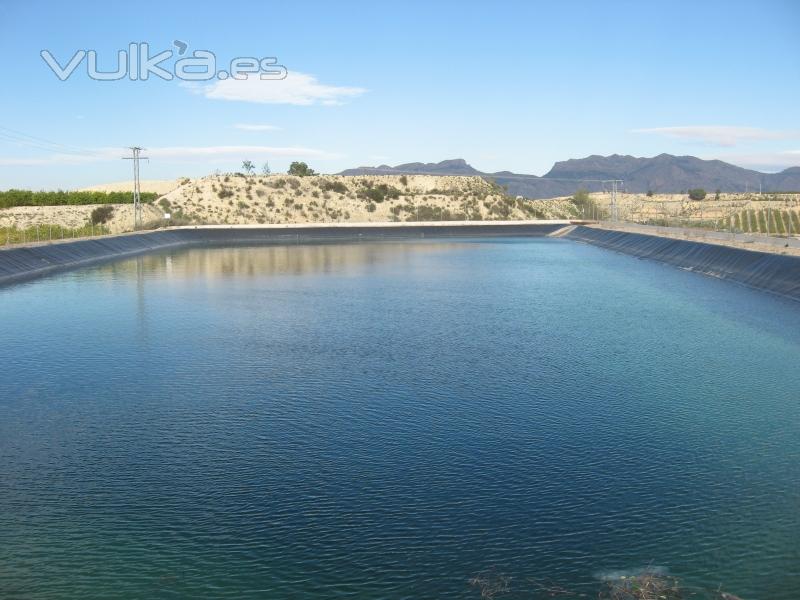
[233, 123, 281, 132]
[0, 145, 342, 166]
[631, 126, 798, 147]
[710, 150, 800, 171]
[190, 71, 366, 106]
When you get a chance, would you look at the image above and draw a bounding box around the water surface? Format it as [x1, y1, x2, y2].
[1, 238, 799, 599]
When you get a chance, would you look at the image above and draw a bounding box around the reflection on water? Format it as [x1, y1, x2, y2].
[97, 241, 471, 282]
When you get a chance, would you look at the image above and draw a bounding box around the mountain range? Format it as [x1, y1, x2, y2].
[339, 155, 800, 198]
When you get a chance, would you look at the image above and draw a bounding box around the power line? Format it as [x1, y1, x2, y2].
[0, 125, 100, 157]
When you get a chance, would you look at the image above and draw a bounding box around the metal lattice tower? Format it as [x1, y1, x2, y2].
[602, 179, 624, 222]
[123, 147, 149, 229]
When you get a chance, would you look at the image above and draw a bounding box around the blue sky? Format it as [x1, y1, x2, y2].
[0, 0, 798, 189]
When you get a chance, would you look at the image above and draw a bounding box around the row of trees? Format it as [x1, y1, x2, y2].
[646, 188, 719, 201]
[0, 189, 158, 209]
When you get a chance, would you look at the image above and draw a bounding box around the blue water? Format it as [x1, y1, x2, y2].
[1, 238, 799, 599]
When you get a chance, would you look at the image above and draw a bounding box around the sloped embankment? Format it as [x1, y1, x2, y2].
[566, 225, 800, 302]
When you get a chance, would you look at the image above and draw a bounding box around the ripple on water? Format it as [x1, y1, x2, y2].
[1, 239, 799, 599]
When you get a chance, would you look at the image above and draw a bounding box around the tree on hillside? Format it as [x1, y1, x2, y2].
[288, 161, 316, 177]
[242, 160, 255, 176]
[261, 161, 271, 176]
[572, 188, 591, 205]
[688, 188, 707, 201]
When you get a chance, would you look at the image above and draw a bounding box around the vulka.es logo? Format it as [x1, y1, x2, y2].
[40, 41, 287, 82]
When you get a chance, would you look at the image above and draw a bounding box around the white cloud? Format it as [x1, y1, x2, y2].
[234, 123, 281, 131]
[197, 71, 366, 106]
[710, 150, 800, 171]
[631, 126, 798, 147]
[0, 145, 341, 166]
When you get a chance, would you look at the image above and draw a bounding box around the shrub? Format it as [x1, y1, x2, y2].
[646, 190, 654, 197]
[366, 202, 376, 213]
[217, 188, 234, 199]
[358, 183, 401, 203]
[399, 175, 408, 187]
[688, 188, 707, 201]
[90, 205, 115, 225]
[321, 180, 348, 194]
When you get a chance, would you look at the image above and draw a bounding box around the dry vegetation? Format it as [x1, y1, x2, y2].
[146, 173, 579, 227]
[6, 173, 797, 243]
[0, 174, 583, 239]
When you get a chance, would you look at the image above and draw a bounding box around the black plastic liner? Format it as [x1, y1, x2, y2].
[567, 225, 800, 302]
[0, 223, 565, 286]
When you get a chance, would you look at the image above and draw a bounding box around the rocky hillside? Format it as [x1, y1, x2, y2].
[146, 173, 580, 227]
[1, 174, 581, 236]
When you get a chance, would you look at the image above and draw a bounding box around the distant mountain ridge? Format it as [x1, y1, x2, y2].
[339, 155, 800, 198]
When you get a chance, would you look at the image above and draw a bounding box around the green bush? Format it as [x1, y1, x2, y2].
[358, 183, 401, 203]
[688, 188, 706, 201]
[321, 180, 348, 194]
[572, 188, 591, 205]
[90, 205, 115, 225]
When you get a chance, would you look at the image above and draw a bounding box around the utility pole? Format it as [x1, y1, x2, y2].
[123, 146, 149, 230]
[602, 179, 624, 222]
